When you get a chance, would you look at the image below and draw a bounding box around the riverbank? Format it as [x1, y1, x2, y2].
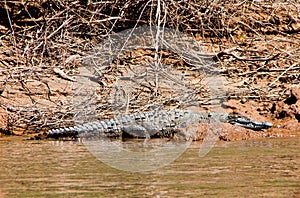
[2, 87, 300, 141]
[1, 95, 299, 141]
[0, 1, 299, 140]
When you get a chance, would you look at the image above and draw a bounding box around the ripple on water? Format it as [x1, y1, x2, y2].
[0, 136, 299, 197]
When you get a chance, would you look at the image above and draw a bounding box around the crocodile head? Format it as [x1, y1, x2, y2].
[227, 114, 273, 131]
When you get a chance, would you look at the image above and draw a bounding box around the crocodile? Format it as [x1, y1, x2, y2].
[47, 110, 273, 139]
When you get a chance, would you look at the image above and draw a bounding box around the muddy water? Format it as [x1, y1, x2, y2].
[0, 136, 299, 198]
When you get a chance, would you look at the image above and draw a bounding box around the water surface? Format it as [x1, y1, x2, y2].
[0, 136, 299, 197]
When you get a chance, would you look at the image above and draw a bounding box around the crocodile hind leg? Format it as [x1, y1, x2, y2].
[121, 125, 150, 140]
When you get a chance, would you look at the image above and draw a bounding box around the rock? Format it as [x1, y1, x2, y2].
[291, 87, 300, 100]
[272, 87, 300, 121]
[284, 87, 299, 105]
[292, 87, 300, 122]
[0, 107, 8, 134]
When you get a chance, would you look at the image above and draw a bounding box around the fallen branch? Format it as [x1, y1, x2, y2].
[268, 62, 299, 87]
[214, 47, 280, 62]
[53, 68, 76, 82]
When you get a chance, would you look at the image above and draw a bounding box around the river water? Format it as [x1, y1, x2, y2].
[0, 136, 299, 197]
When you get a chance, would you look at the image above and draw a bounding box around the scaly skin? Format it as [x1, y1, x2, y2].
[47, 110, 272, 139]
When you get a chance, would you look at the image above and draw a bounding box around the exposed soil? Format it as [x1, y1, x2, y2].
[0, 1, 299, 141]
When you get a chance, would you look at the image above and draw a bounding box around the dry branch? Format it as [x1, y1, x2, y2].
[0, 0, 299, 134]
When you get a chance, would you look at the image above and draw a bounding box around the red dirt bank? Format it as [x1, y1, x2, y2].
[1, 87, 299, 141]
[0, 1, 299, 141]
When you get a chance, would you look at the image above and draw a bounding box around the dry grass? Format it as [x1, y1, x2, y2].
[0, 0, 299, 135]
